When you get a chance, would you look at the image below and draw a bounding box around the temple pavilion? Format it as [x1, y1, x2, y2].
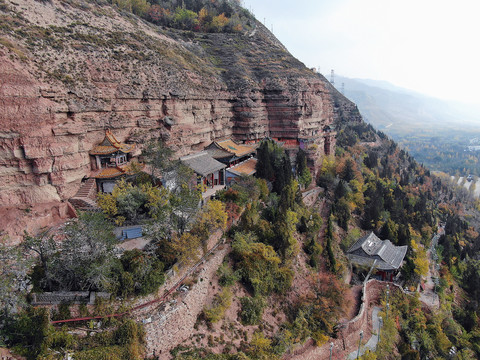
[180, 151, 226, 201]
[347, 232, 408, 282]
[89, 130, 138, 193]
[205, 139, 256, 167]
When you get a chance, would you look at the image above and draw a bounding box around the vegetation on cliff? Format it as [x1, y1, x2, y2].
[2, 1, 480, 360]
[4, 113, 480, 359]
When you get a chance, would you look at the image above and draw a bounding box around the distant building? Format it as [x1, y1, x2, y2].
[347, 232, 407, 282]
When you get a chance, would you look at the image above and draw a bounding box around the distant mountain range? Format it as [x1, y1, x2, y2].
[333, 76, 480, 138]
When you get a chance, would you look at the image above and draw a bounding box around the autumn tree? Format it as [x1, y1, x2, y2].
[209, 13, 229, 31]
[231, 232, 293, 296]
[192, 200, 227, 238]
[171, 232, 201, 266]
[411, 239, 429, 279]
[293, 273, 350, 340]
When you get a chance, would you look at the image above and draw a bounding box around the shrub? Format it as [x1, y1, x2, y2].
[117, 249, 165, 297]
[217, 262, 240, 287]
[203, 288, 232, 324]
[240, 296, 266, 325]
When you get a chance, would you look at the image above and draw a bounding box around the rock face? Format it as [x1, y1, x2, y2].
[0, 0, 360, 243]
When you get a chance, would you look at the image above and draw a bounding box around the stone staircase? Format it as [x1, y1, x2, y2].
[69, 178, 99, 211]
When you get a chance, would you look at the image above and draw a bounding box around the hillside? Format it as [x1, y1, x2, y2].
[335, 75, 480, 176]
[2, 2, 480, 360]
[0, 0, 359, 243]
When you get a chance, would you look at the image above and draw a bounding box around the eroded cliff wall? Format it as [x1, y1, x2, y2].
[0, 0, 359, 243]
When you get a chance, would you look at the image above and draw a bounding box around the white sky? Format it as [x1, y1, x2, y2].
[244, 0, 480, 104]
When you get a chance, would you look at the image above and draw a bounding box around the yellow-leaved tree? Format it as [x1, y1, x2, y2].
[192, 200, 228, 252]
[210, 13, 229, 32]
[411, 239, 429, 278]
[171, 232, 201, 267]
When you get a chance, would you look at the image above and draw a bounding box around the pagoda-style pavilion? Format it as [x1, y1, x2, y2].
[89, 130, 137, 193]
[347, 232, 408, 282]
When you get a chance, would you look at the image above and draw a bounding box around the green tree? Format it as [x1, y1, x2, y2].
[118, 249, 165, 296]
[52, 212, 119, 291]
[380, 219, 398, 243]
[232, 232, 293, 296]
[324, 215, 337, 272]
[256, 139, 292, 193]
[334, 197, 350, 231]
[0, 241, 30, 320]
[341, 159, 356, 182]
[23, 228, 56, 291]
[273, 209, 299, 259]
[173, 7, 199, 30]
[142, 138, 174, 180]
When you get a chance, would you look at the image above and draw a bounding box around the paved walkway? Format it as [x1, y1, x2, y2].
[347, 307, 381, 359]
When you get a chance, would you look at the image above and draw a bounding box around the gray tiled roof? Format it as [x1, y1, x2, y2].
[347, 232, 407, 270]
[180, 151, 226, 177]
[205, 147, 232, 160]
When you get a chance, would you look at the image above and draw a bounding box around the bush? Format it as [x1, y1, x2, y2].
[72, 345, 125, 360]
[203, 288, 232, 324]
[217, 262, 241, 287]
[4, 307, 50, 359]
[240, 296, 266, 325]
[113, 319, 145, 345]
[117, 249, 165, 297]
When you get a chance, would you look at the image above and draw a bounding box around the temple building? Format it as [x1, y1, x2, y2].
[205, 139, 257, 186]
[205, 139, 256, 167]
[180, 151, 226, 200]
[347, 232, 408, 282]
[89, 130, 138, 193]
[225, 158, 257, 185]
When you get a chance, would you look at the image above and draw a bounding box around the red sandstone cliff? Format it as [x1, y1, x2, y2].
[0, 0, 360, 243]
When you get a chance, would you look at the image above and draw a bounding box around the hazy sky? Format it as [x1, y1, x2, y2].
[244, 0, 480, 104]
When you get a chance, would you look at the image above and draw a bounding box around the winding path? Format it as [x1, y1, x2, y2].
[347, 307, 381, 359]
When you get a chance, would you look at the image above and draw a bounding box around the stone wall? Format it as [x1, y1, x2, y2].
[31, 291, 110, 305]
[285, 280, 393, 360]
